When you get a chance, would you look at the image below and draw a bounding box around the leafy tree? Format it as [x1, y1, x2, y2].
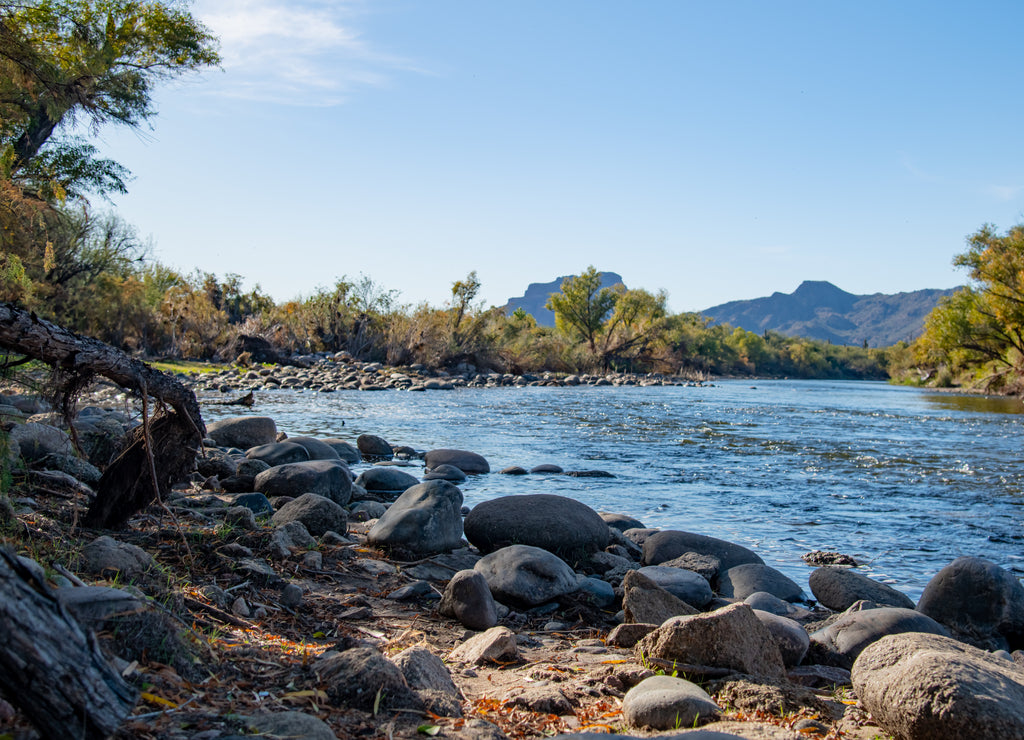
[600, 287, 669, 370]
[546, 266, 620, 354]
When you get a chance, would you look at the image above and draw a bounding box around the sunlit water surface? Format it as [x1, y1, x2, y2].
[203, 380, 1024, 601]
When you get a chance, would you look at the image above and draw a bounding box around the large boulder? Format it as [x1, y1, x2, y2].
[464, 494, 609, 560]
[356, 434, 393, 460]
[321, 438, 361, 464]
[9, 422, 73, 462]
[916, 556, 1024, 652]
[354, 466, 419, 494]
[314, 647, 419, 713]
[642, 530, 763, 575]
[366, 480, 464, 557]
[282, 436, 341, 461]
[474, 544, 580, 608]
[207, 416, 277, 449]
[852, 632, 1024, 740]
[439, 570, 499, 631]
[636, 566, 714, 608]
[752, 610, 809, 667]
[622, 569, 697, 624]
[622, 675, 720, 731]
[270, 493, 348, 537]
[393, 646, 463, 718]
[254, 460, 352, 505]
[245, 442, 310, 467]
[808, 566, 915, 612]
[634, 603, 786, 679]
[810, 606, 948, 669]
[717, 563, 806, 603]
[424, 448, 490, 475]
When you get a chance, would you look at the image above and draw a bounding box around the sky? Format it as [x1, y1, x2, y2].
[99, 0, 1024, 313]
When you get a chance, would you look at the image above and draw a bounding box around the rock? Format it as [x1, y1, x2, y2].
[802, 550, 858, 566]
[280, 584, 303, 609]
[246, 712, 336, 740]
[53, 586, 144, 627]
[634, 603, 786, 679]
[852, 632, 1024, 740]
[314, 647, 420, 712]
[499, 466, 527, 475]
[464, 494, 609, 560]
[744, 592, 811, 620]
[564, 469, 615, 478]
[349, 500, 387, 521]
[9, 422, 73, 462]
[449, 626, 520, 665]
[717, 563, 805, 603]
[282, 436, 341, 461]
[224, 505, 257, 530]
[269, 520, 317, 559]
[916, 556, 1024, 651]
[425, 448, 490, 474]
[393, 646, 463, 717]
[529, 464, 563, 474]
[354, 466, 419, 494]
[576, 576, 616, 607]
[751, 610, 809, 667]
[270, 493, 348, 537]
[423, 463, 468, 482]
[809, 606, 948, 669]
[196, 449, 239, 479]
[356, 433, 393, 460]
[599, 511, 645, 532]
[607, 623, 658, 648]
[474, 544, 580, 607]
[35, 453, 102, 486]
[321, 438, 361, 464]
[637, 565, 714, 608]
[622, 675, 720, 731]
[367, 480, 464, 556]
[254, 460, 352, 506]
[207, 416, 277, 449]
[504, 685, 573, 715]
[808, 566, 915, 612]
[658, 552, 722, 582]
[237, 458, 271, 477]
[786, 664, 852, 689]
[623, 528, 661, 548]
[245, 442, 310, 466]
[711, 678, 832, 724]
[642, 530, 764, 572]
[80, 536, 155, 578]
[230, 492, 274, 517]
[622, 569, 698, 624]
[440, 570, 499, 631]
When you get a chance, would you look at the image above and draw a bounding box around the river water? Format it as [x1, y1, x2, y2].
[202, 379, 1024, 601]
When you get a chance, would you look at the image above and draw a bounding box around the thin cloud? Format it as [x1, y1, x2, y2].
[193, 0, 421, 106]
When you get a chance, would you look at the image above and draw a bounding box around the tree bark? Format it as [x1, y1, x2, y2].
[0, 548, 138, 738]
[0, 303, 205, 527]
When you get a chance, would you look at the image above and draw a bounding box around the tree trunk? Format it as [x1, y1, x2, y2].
[0, 303, 205, 527]
[0, 548, 138, 738]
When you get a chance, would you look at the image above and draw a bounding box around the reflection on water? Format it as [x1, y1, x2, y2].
[202, 379, 1024, 601]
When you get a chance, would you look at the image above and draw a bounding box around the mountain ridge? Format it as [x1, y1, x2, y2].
[502, 272, 625, 327]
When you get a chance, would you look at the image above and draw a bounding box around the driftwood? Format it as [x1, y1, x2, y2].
[0, 303, 205, 528]
[0, 548, 138, 738]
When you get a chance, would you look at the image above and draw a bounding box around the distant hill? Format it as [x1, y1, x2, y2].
[701, 280, 961, 347]
[503, 271, 625, 327]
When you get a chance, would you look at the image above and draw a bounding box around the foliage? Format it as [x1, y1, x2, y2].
[546, 266, 620, 353]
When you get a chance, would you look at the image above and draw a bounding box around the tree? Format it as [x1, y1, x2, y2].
[599, 286, 669, 370]
[546, 266, 620, 354]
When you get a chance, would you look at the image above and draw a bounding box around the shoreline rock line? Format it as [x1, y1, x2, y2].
[1, 400, 1023, 739]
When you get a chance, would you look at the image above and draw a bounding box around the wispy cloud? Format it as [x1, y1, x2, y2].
[193, 0, 420, 106]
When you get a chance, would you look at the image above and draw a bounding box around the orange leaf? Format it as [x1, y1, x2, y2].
[140, 692, 177, 709]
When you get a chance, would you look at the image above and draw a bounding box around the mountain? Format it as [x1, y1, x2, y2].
[503, 271, 625, 327]
[701, 280, 961, 347]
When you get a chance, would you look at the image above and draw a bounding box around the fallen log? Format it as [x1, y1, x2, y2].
[0, 303, 205, 528]
[0, 548, 138, 738]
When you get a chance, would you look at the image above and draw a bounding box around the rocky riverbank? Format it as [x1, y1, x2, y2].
[2, 396, 1024, 740]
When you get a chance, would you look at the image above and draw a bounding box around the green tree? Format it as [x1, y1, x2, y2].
[546, 266, 619, 354]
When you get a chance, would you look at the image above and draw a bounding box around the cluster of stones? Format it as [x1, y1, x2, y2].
[5, 397, 1024, 739]
[185, 354, 707, 394]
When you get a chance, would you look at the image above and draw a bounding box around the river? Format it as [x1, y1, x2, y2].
[202, 379, 1024, 601]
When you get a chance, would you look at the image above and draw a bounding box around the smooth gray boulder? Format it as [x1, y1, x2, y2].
[464, 494, 609, 559]
[810, 606, 948, 669]
[809, 566, 915, 612]
[642, 530, 763, 572]
[622, 675, 720, 731]
[9, 422, 73, 462]
[245, 441, 310, 466]
[423, 463, 467, 482]
[917, 556, 1024, 652]
[207, 416, 277, 449]
[474, 544, 580, 607]
[440, 569, 499, 631]
[634, 603, 786, 679]
[321, 438, 361, 464]
[80, 536, 155, 578]
[852, 632, 1024, 740]
[425, 448, 490, 474]
[637, 565, 714, 608]
[356, 433, 393, 460]
[752, 610, 809, 667]
[717, 563, 806, 603]
[744, 591, 811, 619]
[254, 460, 352, 505]
[622, 570, 697, 624]
[271, 493, 348, 537]
[354, 466, 419, 493]
[282, 436, 340, 461]
[599, 511, 645, 532]
[366, 480, 464, 556]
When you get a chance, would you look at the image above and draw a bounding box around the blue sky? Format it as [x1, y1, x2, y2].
[100, 0, 1024, 312]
